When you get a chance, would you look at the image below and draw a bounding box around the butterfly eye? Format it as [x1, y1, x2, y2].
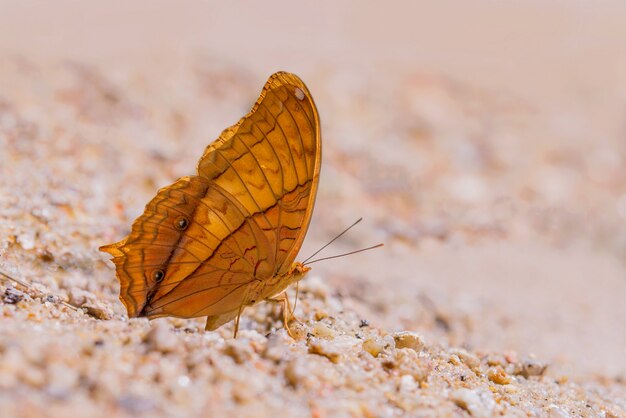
[175, 217, 189, 231]
[153, 270, 165, 282]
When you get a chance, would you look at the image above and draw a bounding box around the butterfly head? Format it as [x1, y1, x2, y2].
[288, 261, 311, 285]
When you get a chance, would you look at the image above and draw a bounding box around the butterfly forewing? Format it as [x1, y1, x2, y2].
[197, 72, 320, 271]
[100, 72, 321, 321]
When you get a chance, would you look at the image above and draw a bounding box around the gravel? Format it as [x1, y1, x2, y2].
[0, 57, 624, 417]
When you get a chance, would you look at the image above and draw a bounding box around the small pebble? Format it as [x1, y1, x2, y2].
[223, 340, 255, 364]
[547, 404, 570, 418]
[450, 348, 480, 370]
[485, 353, 508, 368]
[520, 359, 548, 378]
[177, 375, 190, 387]
[390, 347, 430, 382]
[363, 337, 385, 357]
[449, 354, 462, 366]
[37, 249, 55, 262]
[393, 331, 425, 351]
[82, 302, 113, 320]
[45, 295, 61, 304]
[263, 333, 291, 362]
[4, 287, 24, 304]
[17, 233, 35, 250]
[145, 322, 178, 353]
[310, 321, 335, 339]
[314, 310, 329, 321]
[284, 358, 308, 388]
[308, 338, 341, 363]
[286, 321, 308, 340]
[487, 366, 511, 385]
[398, 374, 417, 392]
[450, 388, 494, 418]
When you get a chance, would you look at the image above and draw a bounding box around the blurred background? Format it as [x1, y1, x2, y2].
[1, 0, 625, 380]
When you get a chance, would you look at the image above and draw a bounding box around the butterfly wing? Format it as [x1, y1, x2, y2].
[100, 72, 321, 320]
[197, 72, 321, 274]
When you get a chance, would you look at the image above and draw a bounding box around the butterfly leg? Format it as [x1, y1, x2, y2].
[227, 284, 256, 338]
[268, 292, 301, 338]
[232, 299, 248, 339]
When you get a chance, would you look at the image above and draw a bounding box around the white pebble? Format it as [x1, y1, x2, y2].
[398, 374, 417, 392]
[17, 233, 35, 250]
[177, 375, 190, 387]
[450, 388, 494, 418]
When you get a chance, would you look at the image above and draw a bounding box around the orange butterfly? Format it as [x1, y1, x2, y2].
[100, 72, 321, 337]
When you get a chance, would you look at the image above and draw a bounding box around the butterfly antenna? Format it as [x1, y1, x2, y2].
[292, 281, 300, 318]
[303, 243, 384, 266]
[303, 218, 363, 264]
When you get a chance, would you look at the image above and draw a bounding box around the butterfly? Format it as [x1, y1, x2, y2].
[100, 72, 321, 337]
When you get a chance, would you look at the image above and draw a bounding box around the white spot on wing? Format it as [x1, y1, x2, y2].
[294, 87, 305, 101]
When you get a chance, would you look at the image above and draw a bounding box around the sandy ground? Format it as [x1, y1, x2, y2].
[1, 2, 626, 417]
